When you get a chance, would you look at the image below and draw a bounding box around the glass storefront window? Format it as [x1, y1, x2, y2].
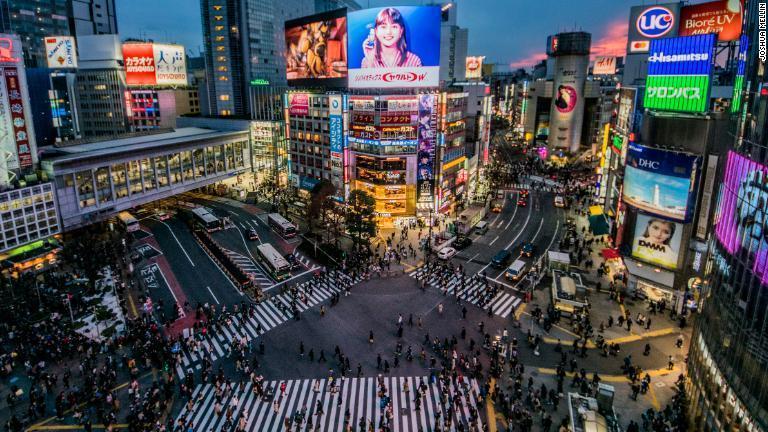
[140, 158, 156, 191]
[155, 156, 169, 187]
[169, 153, 181, 184]
[194, 149, 205, 178]
[217, 145, 226, 172]
[225, 142, 235, 170]
[111, 162, 128, 199]
[75, 170, 95, 208]
[95, 166, 112, 204]
[182, 151, 193, 181]
[128, 161, 142, 194]
[205, 146, 216, 175]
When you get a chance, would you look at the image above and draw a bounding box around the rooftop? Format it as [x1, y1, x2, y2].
[41, 128, 248, 165]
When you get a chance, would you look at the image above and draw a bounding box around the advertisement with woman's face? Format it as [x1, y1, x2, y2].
[631, 214, 683, 270]
[347, 6, 440, 88]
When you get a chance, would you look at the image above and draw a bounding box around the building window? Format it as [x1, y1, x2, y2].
[219, 94, 230, 101]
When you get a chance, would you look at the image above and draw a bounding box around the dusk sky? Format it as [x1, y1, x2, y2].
[116, 0, 632, 70]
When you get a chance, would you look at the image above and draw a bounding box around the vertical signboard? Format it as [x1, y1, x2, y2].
[4, 68, 31, 168]
[731, 35, 748, 113]
[0, 76, 15, 170]
[643, 34, 715, 113]
[549, 53, 589, 152]
[329, 94, 343, 190]
[417, 94, 436, 204]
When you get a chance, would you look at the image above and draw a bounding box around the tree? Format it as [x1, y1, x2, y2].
[323, 200, 345, 246]
[345, 190, 377, 252]
[306, 180, 336, 236]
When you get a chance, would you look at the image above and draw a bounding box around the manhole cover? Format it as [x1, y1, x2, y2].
[655, 382, 666, 388]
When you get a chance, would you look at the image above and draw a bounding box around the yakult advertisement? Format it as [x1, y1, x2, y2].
[347, 6, 441, 89]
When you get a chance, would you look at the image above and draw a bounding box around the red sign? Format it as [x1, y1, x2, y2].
[4, 68, 32, 168]
[288, 93, 309, 116]
[123, 43, 157, 86]
[679, 0, 743, 41]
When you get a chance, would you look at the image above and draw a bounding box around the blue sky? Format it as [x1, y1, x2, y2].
[116, 0, 633, 68]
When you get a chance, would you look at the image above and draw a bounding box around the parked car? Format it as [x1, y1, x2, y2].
[437, 247, 457, 260]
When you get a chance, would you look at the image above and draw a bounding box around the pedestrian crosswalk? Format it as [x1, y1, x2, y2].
[407, 267, 522, 319]
[175, 271, 361, 379]
[174, 375, 484, 432]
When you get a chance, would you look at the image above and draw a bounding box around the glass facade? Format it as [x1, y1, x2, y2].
[0, 183, 59, 252]
[688, 1, 768, 431]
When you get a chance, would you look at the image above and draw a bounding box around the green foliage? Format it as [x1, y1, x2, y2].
[345, 190, 377, 251]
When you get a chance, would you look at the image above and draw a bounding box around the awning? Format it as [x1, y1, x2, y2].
[588, 214, 610, 236]
[589, 205, 603, 216]
[601, 248, 621, 260]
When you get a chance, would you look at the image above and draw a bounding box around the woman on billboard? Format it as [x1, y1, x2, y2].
[633, 217, 678, 267]
[361, 8, 422, 68]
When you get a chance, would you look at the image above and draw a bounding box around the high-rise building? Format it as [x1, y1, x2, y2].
[73, 34, 128, 138]
[687, 1, 768, 430]
[314, 0, 359, 13]
[437, 2, 467, 84]
[200, 0, 314, 117]
[70, 0, 118, 37]
[0, 0, 117, 68]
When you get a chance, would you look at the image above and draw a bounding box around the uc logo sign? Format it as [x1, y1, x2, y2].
[636, 6, 674, 38]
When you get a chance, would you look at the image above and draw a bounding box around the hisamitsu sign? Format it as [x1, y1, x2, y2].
[644, 34, 715, 113]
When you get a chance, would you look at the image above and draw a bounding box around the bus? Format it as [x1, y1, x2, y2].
[117, 211, 139, 232]
[190, 207, 222, 232]
[256, 243, 291, 281]
[268, 213, 297, 238]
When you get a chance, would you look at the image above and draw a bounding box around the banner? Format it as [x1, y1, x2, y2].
[288, 93, 310, 116]
[678, 0, 743, 41]
[417, 94, 436, 203]
[124, 43, 187, 86]
[465, 56, 484, 79]
[285, 9, 347, 86]
[4, 68, 32, 168]
[44, 36, 77, 68]
[631, 213, 683, 270]
[348, 6, 441, 88]
[593, 56, 617, 75]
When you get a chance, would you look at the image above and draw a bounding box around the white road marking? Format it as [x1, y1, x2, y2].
[504, 204, 533, 250]
[544, 220, 561, 254]
[504, 195, 520, 230]
[466, 252, 479, 264]
[154, 218, 195, 267]
[265, 266, 320, 292]
[206, 286, 220, 304]
[488, 235, 500, 245]
[152, 263, 186, 318]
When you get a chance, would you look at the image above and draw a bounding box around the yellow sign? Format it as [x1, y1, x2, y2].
[442, 156, 467, 172]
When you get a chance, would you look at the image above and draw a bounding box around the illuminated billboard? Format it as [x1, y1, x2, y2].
[592, 56, 617, 75]
[631, 213, 683, 270]
[44, 36, 77, 68]
[678, 0, 743, 42]
[288, 93, 310, 116]
[643, 34, 715, 113]
[616, 87, 637, 134]
[623, 143, 699, 222]
[285, 9, 347, 87]
[626, 4, 680, 53]
[715, 151, 768, 285]
[465, 56, 484, 79]
[347, 6, 440, 89]
[417, 94, 436, 203]
[123, 43, 187, 86]
[731, 35, 748, 113]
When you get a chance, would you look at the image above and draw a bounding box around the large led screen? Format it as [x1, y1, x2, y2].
[347, 6, 440, 89]
[285, 9, 348, 87]
[631, 213, 683, 270]
[715, 151, 768, 285]
[623, 144, 699, 222]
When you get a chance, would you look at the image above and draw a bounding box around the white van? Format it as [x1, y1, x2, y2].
[505, 259, 527, 281]
[475, 221, 489, 235]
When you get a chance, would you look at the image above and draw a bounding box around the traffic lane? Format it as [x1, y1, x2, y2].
[193, 198, 299, 256]
[457, 192, 524, 265]
[147, 216, 243, 307]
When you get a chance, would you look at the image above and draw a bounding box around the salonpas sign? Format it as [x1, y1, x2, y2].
[643, 33, 715, 113]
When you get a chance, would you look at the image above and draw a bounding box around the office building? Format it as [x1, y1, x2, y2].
[0, 0, 117, 68]
[200, 0, 314, 117]
[438, 2, 467, 84]
[314, 0, 360, 12]
[127, 88, 200, 132]
[73, 34, 128, 138]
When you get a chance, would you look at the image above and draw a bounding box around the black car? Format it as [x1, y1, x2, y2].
[247, 228, 259, 241]
[453, 236, 472, 250]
